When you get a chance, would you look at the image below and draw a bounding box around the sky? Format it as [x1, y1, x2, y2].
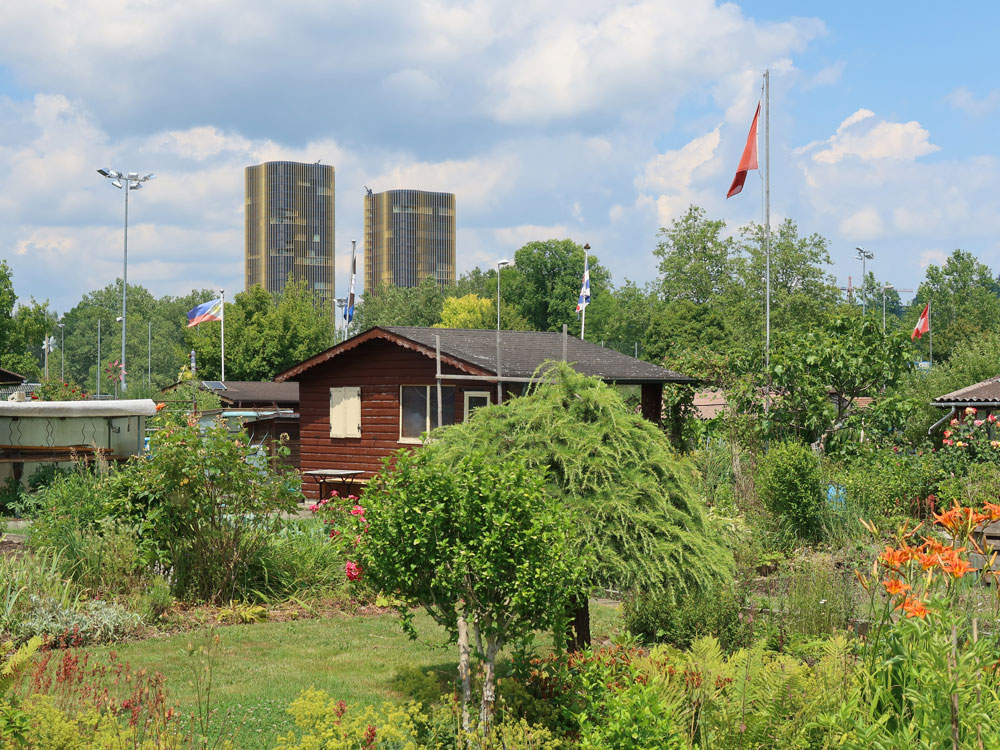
[1, 1, 998, 314]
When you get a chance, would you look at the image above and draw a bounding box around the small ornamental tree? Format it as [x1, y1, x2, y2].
[326, 449, 585, 730]
[431, 363, 734, 648]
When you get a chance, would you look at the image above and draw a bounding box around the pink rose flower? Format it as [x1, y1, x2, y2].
[345, 561, 362, 581]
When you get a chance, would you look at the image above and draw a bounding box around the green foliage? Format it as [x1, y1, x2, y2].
[743, 315, 912, 444]
[251, 519, 354, 602]
[188, 279, 336, 381]
[654, 205, 734, 305]
[275, 688, 445, 750]
[17, 596, 142, 645]
[433, 364, 734, 599]
[912, 248, 1000, 361]
[435, 293, 495, 329]
[576, 663, 683, 750]
[31, 379, 88, 400]
[664, 635, 854, 749]
[834, 447, 938, 522]
[61, 280, 218, 391]
[0, 551, 80, 637]
[756, 441, 826, 541]
[774, 552, 858, 640]
[137, 576, 173, 623]
[114, 416, 301, 602]
[507, 239, 612, 335]
[352, 276, 446, 332]
[49, 518, 151, 599]
[621, 584, 753, 653]
[360, 449, 585, 649]
[25, 463, 111, 548]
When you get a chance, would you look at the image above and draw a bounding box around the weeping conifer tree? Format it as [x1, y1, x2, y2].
[430, 362, 734, 648]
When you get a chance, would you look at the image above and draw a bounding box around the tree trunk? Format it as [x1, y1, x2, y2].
[457, 612, 472, 734]
[479, 636, 500, 732]
[566, 593, 591, 652]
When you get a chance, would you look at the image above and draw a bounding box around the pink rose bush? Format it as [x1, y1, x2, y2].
[310, 490, 368, 582]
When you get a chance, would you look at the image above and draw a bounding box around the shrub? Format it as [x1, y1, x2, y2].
[25, 463, 112, 550]
[756, 440, 826, 540]
[51, 518, 151, 599]
[137, 576, 173, 623]
[17, 596, 142, 645]
[622, 583, 753, 653]
[833, 447, 938, 523]
[1, 552, 80, 637]
[776, 551, 858, 640]
[109, 415, 301, 603]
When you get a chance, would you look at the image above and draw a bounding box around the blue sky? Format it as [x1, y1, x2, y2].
[0, 1, 997, 313]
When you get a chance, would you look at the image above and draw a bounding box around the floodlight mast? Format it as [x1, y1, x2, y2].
[97, 168, 155, 393]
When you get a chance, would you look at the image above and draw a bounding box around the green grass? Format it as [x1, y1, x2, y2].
[87, 601, 621, 749]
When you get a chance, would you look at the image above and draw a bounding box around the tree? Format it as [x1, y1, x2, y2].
[435, 294, 494, 329]
[357, 450, 584, 729]
[188, 281, 336, 381]
[507, 239, 613, 335]
[432, 364, 733, 648]
[644, 299, 729, 364]
[0, 260, 55, 379]
[735, 315, 912, 445]
[351, 276, 445, 332]
[654, 205, 734, 304]
[912, 249, 1000, 360]
[729, 219, 840, 357]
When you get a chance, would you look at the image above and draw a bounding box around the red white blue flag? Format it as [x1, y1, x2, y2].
[187, 298, 223, 328]
[576, 256, 590, 313]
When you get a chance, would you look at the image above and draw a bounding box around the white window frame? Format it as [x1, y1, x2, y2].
[399, 385, 454, 444]
[329, 387, 361, 438]
[463, 391, 492, 422]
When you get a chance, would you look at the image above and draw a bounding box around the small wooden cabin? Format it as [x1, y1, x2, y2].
[275, 326, 694, 501]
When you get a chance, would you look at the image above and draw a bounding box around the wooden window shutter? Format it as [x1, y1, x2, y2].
[330, 387, 361, 438]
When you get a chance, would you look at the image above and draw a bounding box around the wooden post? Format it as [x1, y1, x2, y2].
[435, 335, 443, 429]
[562, 324, 568, 362]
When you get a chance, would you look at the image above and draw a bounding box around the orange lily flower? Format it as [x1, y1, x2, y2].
[896, 596, 929, 619]
[984, 502, 1000, 521]
[882, 578, 911, 596]
[941, 557, 975, 578]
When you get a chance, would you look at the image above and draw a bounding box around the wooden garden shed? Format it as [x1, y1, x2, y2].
[275, 326, 694, 501]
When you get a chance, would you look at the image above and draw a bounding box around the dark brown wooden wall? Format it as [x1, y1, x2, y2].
[295, 339, 505, 500]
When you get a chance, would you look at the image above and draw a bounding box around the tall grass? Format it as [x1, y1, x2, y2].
[250, 519, 354, 603]
[0, 550, 80, 636]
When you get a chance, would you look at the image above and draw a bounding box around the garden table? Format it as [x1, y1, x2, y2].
[302, 468, 365, 500]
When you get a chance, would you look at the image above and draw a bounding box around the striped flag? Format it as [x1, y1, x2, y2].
[187, 298, 223, 328]
[576, 256, 590, 313]
[345, 242, 357, 324]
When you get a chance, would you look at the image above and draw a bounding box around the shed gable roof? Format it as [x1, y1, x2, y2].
[933, 376, 1000, 405]
[276, 326, 693, 384]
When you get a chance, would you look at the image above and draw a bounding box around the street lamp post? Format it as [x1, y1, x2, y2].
[97, 169, 155, 393]
[496, 259, 509, 331]
[58, 321, 65, 382]
[855, 246, 874, 314]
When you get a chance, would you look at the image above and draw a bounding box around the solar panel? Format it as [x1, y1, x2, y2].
[201, 381, 227, 391]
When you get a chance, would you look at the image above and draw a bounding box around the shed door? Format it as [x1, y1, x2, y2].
[330, 387, 361, 438]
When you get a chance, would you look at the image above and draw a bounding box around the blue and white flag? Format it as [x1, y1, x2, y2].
[575, 256, 590, 313]
[345, 242, 357, 324]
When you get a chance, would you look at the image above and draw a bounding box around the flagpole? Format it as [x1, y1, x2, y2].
[928, 299, 932, 366]
[220, 289, 225, 381]
[764, 69, 771, 373]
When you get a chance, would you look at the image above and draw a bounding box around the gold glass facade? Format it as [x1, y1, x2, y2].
[364, 189, 456, 292]
[245, 161, 335, 306]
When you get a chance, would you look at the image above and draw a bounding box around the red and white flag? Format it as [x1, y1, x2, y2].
[727, 103, 760, 198]
[912, 303, 930, 340]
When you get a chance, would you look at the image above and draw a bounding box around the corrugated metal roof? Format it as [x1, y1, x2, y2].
[277, 327, 693, 384]
[934, 376, 1000, 404]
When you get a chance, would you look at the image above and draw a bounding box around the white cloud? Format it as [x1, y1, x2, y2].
[799, 108, 939, 164]
[634, 128, 723, 225]
[919, 250, 948, 269]
[839, 208, 883, 239]
[946, 86, 1000, 117]
[368, 154, 520, 214]
[493, 224, 570, 248]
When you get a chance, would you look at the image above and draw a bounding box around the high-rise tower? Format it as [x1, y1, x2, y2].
[245, 161, 335, 306]
[364, 189, 455, 292]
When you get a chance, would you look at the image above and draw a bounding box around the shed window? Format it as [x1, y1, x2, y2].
[463, 391, 491, 420]
[400, 386, 454, 441]
[330, 387, 361, 438]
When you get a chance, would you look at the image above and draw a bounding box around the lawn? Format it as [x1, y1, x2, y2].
[86, 601, 621, 749]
